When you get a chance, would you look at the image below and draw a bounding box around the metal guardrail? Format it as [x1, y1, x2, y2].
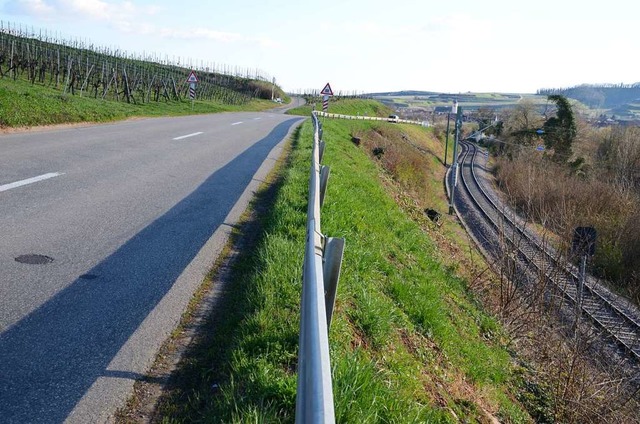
[315, 110, 429, 127]
[295, 111, 345, 423]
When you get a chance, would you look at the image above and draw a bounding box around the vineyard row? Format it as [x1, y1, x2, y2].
[0, 23, 275, 105]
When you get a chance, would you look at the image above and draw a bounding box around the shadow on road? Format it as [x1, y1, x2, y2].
[0, 118, 302, 423]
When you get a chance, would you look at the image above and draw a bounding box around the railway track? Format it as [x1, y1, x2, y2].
[449, 140, 640, 361]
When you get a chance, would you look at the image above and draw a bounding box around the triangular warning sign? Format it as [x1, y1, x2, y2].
[320, 82, 333, 96]
[187, 70, 198, 83]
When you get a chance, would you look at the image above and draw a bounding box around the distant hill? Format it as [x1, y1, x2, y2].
[537, 84, 640, 110]
[369, 90, 521, 101]
[368, 90, 440, 97]
[367, 90, 528, 113]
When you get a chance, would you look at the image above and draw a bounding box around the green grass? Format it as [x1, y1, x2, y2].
[372, 92, 546, 111]
[153, 113, 533, 422]
[0, 77, 278, 127]
[286, 98, 394, 118]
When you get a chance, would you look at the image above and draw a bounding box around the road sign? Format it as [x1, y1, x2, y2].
[572, 226, 597, 257]
[320, 83, 333, 96]
[187, 70, 198, 83]
[322, 95, 329, 111]
[189, 83, 196, 100]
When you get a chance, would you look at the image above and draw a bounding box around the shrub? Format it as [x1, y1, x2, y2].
[494, 154, 640, 300]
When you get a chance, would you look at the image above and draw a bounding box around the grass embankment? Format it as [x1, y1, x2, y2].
[286, 97, 393, 118]
[0, 77, 278, 128]
[152, 100, 533, 422]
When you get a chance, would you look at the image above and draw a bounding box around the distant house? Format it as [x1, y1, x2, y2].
[434, 106, 451, 114]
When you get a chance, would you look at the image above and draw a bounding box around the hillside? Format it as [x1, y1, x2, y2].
[367, 86, 640, 123]
[538, 84, 640, 109]
[0, 27, 285, 127]
[368, 91, 539, 114]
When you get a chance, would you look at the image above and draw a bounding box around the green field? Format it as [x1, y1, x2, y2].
[0, 77, 280, 128]
[371, 89, 640, 122]
[372, 91, 547, 112]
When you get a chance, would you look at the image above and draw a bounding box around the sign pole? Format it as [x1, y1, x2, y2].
[571, 226, 597, 336]
[320, 82, 333, 123]
[187, 70, 198, 110]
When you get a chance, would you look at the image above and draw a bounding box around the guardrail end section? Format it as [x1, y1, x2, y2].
[319, 165, 330, 208]
[323, 237, 345, 328]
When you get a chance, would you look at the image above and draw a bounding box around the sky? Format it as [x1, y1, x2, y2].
[1, 0, 638, 94]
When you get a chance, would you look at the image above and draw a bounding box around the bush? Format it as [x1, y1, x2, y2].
[494, 154, 640, 299]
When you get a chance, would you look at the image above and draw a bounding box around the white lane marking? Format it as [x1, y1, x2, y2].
[231, 121, 243, 126]
[173, 132, 203, 140]
[0, 172, 64, 193]
[253, 117, 262, 120]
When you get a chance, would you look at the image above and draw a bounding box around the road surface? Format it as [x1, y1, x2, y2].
[0, 110, 304, 422]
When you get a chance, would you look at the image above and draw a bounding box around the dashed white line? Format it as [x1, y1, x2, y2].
[231, 122, 243, 126]
[173, 132, 203, 140]
[0, 172, 64, 193]
[253, 117, 262, 120]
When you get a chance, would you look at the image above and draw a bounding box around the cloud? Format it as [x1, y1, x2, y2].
[133, 25, 279, 48]
[153, 27, 245, 43]
[3, 0, 54, 15]
[3, 0, 159, 24]
[2, 0, 279, 48]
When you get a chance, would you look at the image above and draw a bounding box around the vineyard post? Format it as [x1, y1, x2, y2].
[56, 48, 61, 87]
[63, 57, 72, 95]
[10, 39, 15, 79]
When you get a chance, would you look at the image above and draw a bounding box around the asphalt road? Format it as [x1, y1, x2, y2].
[0, 109, 304, 422]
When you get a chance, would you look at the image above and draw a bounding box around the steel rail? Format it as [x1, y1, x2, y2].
[454, 141, 640, 360]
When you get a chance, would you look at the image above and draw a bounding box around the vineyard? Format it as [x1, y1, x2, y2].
[0, 22, 282, 106]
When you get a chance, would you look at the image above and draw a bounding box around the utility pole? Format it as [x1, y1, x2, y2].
[444, 100, 457, 167]
[448, 104, 462, 215]
[271, 77, 275, 101]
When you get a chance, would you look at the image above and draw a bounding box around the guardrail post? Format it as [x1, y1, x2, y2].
[319, 165, 330, 208]
[323, 237, 345, 328]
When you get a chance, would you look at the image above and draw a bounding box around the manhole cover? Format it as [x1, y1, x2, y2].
[15, 254, 54, 265]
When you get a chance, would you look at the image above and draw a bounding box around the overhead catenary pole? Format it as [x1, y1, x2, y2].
[448, 104, 462, 215]
[444, 100, 457, 167]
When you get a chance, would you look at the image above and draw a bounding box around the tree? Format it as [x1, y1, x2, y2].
[504, 99, 544, 146]
[542, 95, 577, 163]
[597, 126, 640, 193]
[475, 107, 497, 130]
